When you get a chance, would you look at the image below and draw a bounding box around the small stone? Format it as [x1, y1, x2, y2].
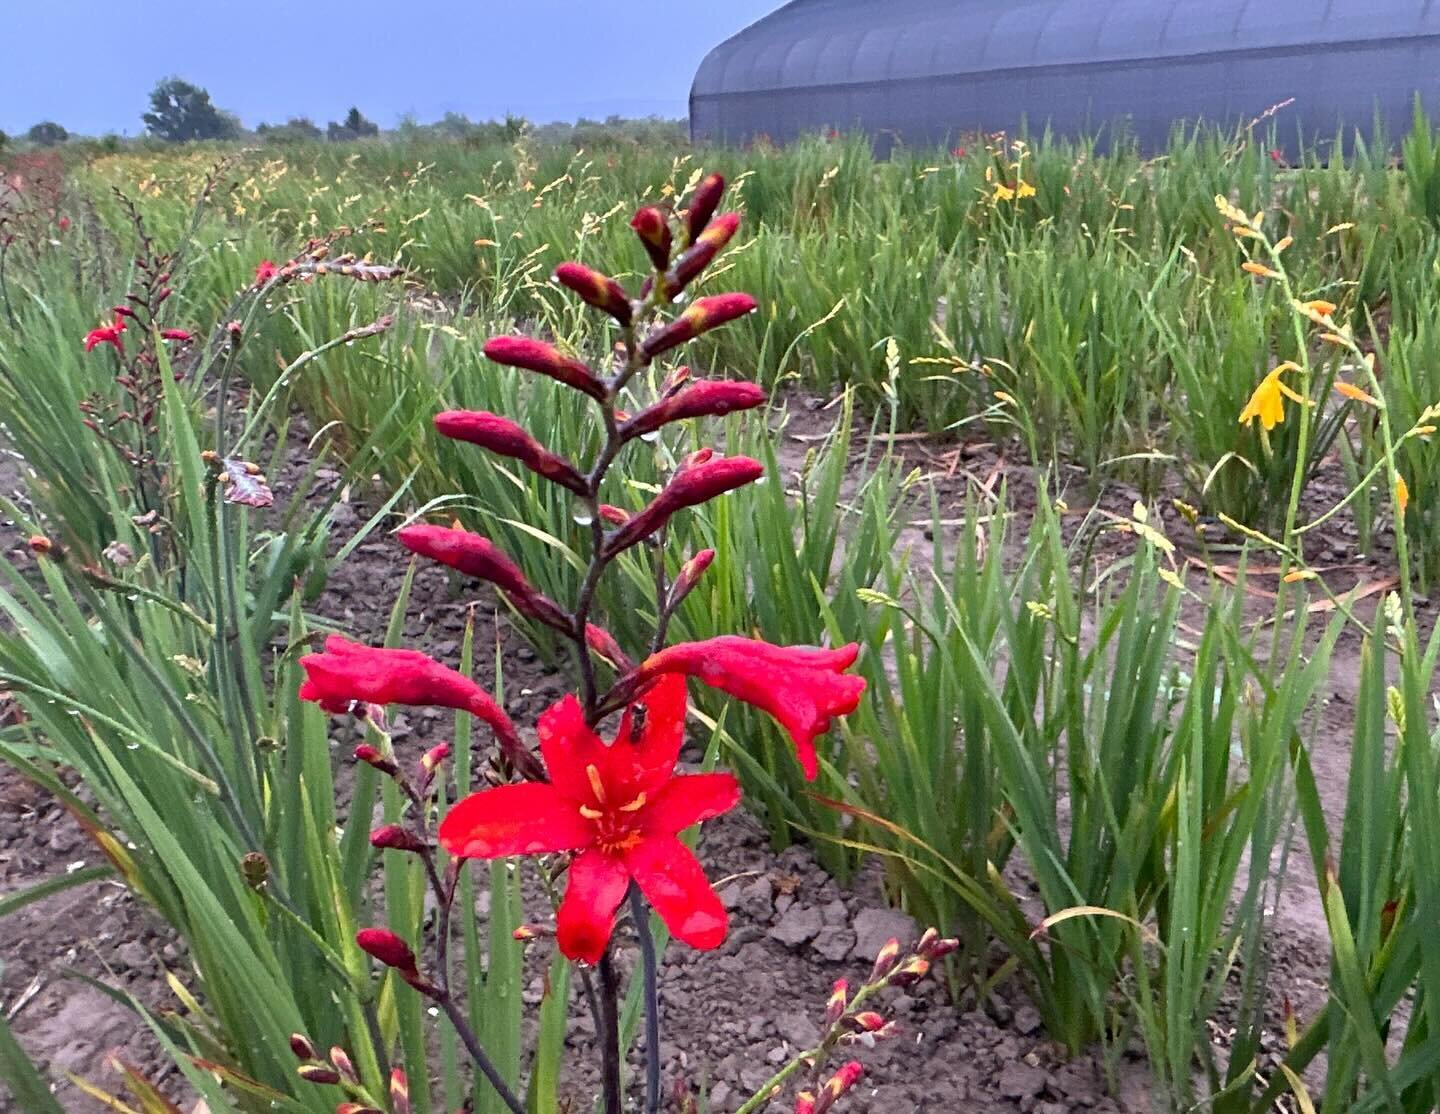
[117, 941, 150, 970]
[774, 1011, 821, 1050]
[739, 878, 774, 921]
[768, 904, 822, 948]
[721, 926, 764, 955]
[812, 925, 855, 963]
[820, 899, 849, 927]
[718, 882, 744, 911]
[998, 1062, 1046, 1100]
[851, 907, 917, 961]
[1014, 1005, 1042, 1035]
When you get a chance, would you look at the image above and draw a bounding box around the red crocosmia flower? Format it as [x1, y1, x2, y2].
[633, 637, 865, 780]
[482, 336, 607, 401]
[300, 635, 541, 779]
[621, 378, 766, 441]
[160, 328, 194, 342]
[396, 523, 571, 633]
[439, 676, 739, 964]
[57, 216, 71, 232]
[604, 453, 763, 557]
[434, 410, 587, 494]
[83, 313, 127, 354]
[640, 294, 758, 361]
[255, 259, 279, 285]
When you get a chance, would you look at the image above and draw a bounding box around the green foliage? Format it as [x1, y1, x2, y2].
[25, 120, 68, 147]
[327, 106, 380, 142]
[143, 77, 239, 142]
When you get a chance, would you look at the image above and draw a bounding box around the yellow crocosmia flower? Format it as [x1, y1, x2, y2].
[1283, 569, 1316, 583]
[1274, 235, 1294, 253]
[1242, 261, 1281, 279]
[1238, 363, 1307, 431]
[1334, 381, 1379, 406]
[1397, 475, 1410, 516]
[1016, 180, 1036, 199]
[1302, 299, 1337, 318]
[992, 182, 1016, 202]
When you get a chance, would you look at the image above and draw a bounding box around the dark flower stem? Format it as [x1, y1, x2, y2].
[438, 994, 529, 1114]
[629, 886, 663, 1114]
[599, 952, 624, 1114]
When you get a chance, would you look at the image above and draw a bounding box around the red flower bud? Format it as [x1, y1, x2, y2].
[255, 260, 279, 285]
[420, 741, 451, 774]
[353, 744, 399, 776]
[390, 1067, 411, 1114]
[664, 212, 740, 297]
[631, 206, 672, 270]
[370, 824, 426, 853]
[27, 535, 53, 556]
[289, 1033, 318, 1061]
[667, 548, 715, 612]
[301, 636, 542, 781]
[869, 936, 903, 981]
[329, 1046, 359, 1085]
[622, 377, 766, 441]
[226, 319, 243, 339]
[630, 636, 864, 779]
[356, 927, 417, 973]
[824, 978, 848, 1027]
[849, 1011, 887, 1032]
[640, 294, 757, 361]
[585, 623, 635, 671]
[335, 1105, 384, 1114]
[483, 336, 606, 401]
[813, 1062, 864, 1114]
[888, 955, 930, 988]
[598, 504, 630, 525]
[296, 1064, 341, 1085]
[160, 328, 194, 342]
[434, 410, 586, 494]
[685, 173, 726, 243]
[553, 262, 632, 325]
[112, 304, 137, 319]
[397, 523, 571, 635]
[604, 455, 763, 557]
[795, 1093, 816, 1114]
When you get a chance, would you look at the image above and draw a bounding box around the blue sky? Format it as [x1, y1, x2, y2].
[1, 1, 781, 136]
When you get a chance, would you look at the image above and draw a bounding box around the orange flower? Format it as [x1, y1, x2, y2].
[1301, 299, 1337, 319]
[1238, 363, 1306, 431]
[1334, 381, 1379, 406]
[1242, 261, 1281, 280]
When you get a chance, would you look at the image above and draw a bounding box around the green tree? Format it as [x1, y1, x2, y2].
[326, 106, 379, 141]
[256, 117, 323, 144]
[26, 121, 69, 147]
[142, 78, 238, 142]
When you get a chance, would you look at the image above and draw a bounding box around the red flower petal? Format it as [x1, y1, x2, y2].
[612, 674, 688, 787]
[438, 783, 591, 859]
[642, 772, 741, 835]
[556, 849, 630, 964]
[625, 835, 727, 951]
[537, 694, 607, 804]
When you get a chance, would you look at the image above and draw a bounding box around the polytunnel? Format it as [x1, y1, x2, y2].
[690, 0, 1440, 152]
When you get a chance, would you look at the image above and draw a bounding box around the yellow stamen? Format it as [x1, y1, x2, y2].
[579, 805, 603, 820]
[586, 765, 606, 804]
[619, 793, 648, 813]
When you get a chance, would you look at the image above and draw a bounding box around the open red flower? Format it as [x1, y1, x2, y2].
[299, 635, 541, 779]
[632, 637, 865, 780]
[255, 259, 279, 285]
[439, 676, 739, 964]
[83, 313, 127, 354]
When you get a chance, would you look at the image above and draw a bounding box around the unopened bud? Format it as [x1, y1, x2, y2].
[336, 1105, 384, 1114]
[813, 1061, 864, 1114]
[585, 624, 635, 671]
[329, 1046, 359, 1085]
[639, 294, 758, 361]
[390, 1067, 411, 1114]
[888, 956, 930, 988]
[553, 262, 632, 325]
[355, 927, 433, 994]
[289, 1033, 318, 1061]
[850, 1011, 886, 1032]
[664, 212, 741, 297]
[685, 173, 726, 243]
[869, 937, 902, 981]
[420, 741, 451, 774]
[631, 206, 673, 270]
[923, 935, 959, 960]
[795, 1093, 816, 1114]
[824, 978, 848, 1027]
[296, 1064, 341, 1085]
[241, 851, 269, 888]
[353, 744, 399, 777]
[598, 504, 630, 525]
[27, 535, 54, 557]
[370, 824, 426, 853]
[482, 336, 605, 401]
